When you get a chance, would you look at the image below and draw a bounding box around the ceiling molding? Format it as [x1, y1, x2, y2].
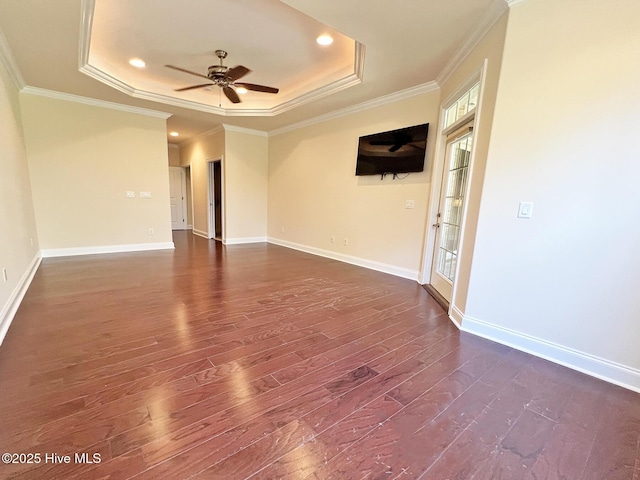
[222, 124, 268, 137]
[78, 0, 365, 117]
[21, 86, 172, 119]
[0, 29, 25, 90]
[505, 0, 526, 6]
[78, 0, 94, 71]
[78, 44, 365, 117]
[269, 81, 439, 137]
[436, 0, 508, 87]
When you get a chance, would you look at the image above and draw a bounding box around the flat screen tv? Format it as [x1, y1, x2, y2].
[355, 123, 429, 176]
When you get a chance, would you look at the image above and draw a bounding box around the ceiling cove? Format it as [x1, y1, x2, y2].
[78, 0, 365, 117]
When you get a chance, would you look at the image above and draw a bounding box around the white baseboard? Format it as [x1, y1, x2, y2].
[192, 229, 209, 239]
[41, 242, 175, 258]
[0, 253, 41, 345]
[449, 304, 464, 328]
[461, 314, 640, 393]
[224, 236, 267, 245]
[267, 237, 419, 281]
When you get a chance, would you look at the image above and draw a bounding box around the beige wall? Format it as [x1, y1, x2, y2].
[0, 56, 39, 341]
[433, 13, 509, 313]
[20, 94, 172, 250]
[168, 144, 181, 167]
[465, 0, 640, 377]
[224, 129, 268, 242]
[268, 91, 440, 277]
[179, 129, 224, 236]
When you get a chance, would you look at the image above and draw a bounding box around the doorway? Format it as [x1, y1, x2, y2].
[429, 126, 473, 303]
[208, 159, 223, 240]
[421, 77, 481, 311]
[169, 166, 187, 230]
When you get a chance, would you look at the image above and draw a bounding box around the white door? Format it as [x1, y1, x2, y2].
[430, 128, 473, 302]
[169, 167, 187, 230]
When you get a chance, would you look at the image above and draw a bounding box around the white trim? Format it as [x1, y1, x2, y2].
[461, 315, 640, 393]
[192, 229, 209, 239]
[78, 0, 94, 71]
[0, 29, 25, 90]
[506, 0, 525, 6]
[268, 237, 419, 281]
[41, 242, 175, 258]
[436, 1, 507, 86]
[269, 82, 440, 136]
[222, 124, 268, 137]
[223, 237, 268, 245]
[0, 254, 41, 345]
[21, 86, 172, 119]
[449, 304, 464, 329]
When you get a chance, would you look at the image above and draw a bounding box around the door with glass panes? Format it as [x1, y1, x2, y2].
[430, 128, 473, 302]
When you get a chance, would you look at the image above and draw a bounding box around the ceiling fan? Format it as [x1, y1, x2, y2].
[165, 50, 279, 104]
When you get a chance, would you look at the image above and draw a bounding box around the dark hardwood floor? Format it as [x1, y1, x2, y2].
[0, 231, 638, 479]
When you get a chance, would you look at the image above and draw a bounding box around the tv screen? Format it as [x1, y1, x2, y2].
[355, 123, 429, 176]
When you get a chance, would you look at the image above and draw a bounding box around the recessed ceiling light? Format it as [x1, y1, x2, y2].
[316, 34, 333, 46]
[236, 87, 248, 94]
[169, 131, 179, 137]
[129, 58, 146, 68]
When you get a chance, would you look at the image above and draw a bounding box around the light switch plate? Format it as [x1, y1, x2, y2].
[405, 199, 415, 209]
[140, 192, 152, 199]
[126, 191, 135, 198]
[518, 201, 534, 218]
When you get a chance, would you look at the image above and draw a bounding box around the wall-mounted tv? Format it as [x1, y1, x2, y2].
[355, 123, 429, 177]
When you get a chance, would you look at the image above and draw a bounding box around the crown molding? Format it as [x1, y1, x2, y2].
[222, 124, 268, 137]
[0, 29, 25, 90]
[436, 0, 508, 87]
[21, 86, 171, 119]
[78, 0, 364, 117]
[505, 0, 526, 6]
[269, 81, 439, 137]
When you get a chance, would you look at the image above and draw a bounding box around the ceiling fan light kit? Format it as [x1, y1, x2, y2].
[165, 50, 279, 104]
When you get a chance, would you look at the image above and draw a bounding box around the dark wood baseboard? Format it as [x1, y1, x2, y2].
[422, 283, 449, 312]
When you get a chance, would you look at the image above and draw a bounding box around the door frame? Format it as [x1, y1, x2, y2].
[419, 61, 488, 319]
[207, 157, 224, 241]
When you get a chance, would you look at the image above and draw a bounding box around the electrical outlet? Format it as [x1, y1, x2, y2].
[140, 192, 152, 199]
[343, 238, 348, 246]
[126, 191, 135, 198]
[330, 236, 335, 244]
[148, 228, 154, 235]
[405, 199, 415, 209]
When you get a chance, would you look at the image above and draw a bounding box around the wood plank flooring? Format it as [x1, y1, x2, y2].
[0, 231, 638, 479]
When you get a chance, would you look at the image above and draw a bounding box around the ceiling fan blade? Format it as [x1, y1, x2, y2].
[225, 65, 250, 82]
[235, 82, 279, 94]
[223, 86, 241, 104]
[175, 83, 212, 92]
[165, 65, 210, 81]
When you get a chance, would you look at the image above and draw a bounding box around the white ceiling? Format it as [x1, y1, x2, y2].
[0, 0, 508, 143]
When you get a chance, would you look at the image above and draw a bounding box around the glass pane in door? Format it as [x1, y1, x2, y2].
[436, 134, 472, 282]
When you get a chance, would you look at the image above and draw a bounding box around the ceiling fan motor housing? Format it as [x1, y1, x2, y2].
[207, 65, 229, 80]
